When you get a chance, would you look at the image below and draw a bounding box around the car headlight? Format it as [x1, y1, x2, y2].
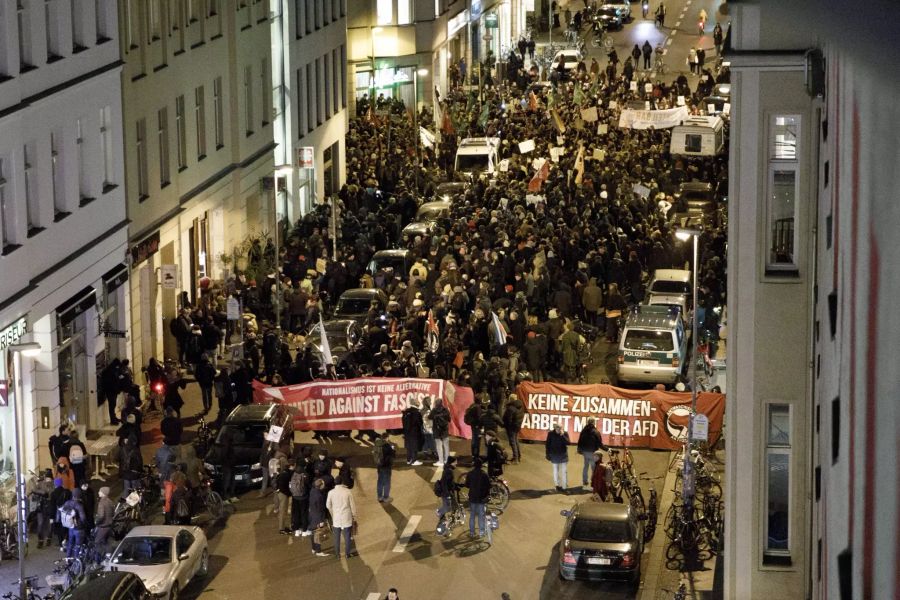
[148, 581, 165, 593]
[251, 462, 261, 470]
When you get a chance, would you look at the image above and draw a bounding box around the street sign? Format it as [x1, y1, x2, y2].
[230, 344, 244, 362]
[296, 146, 314, 169]
[226, 298, 241, 320]
[0, 317, 28, 352]
[691, 414, 709, 442]
[485, 13, 498, 28]
[265, 424, 284, 443]
[0, 380, 7, 407]
[160, 265, 177, 289]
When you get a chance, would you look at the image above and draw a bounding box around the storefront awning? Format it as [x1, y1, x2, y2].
[102, 264, 129, 294]
[56, 287, 96, 327]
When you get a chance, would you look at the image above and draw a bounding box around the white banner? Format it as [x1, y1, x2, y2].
[618, 106, 690, 130]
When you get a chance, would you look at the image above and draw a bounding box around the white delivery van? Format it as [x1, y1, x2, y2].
[669, 116, 726, 157]
[455, 137, 500, 178]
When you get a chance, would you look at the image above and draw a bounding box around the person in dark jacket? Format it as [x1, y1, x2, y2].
[49, 478, 71, 549]
[484, 431, 508, 478]
[163, 373, 187, 418]
[545, 423, 570, 492]
[333, 457, 355, 489]
[576, 417, 607, 486]
[119, 436, 144, 497]
[78, 482, 96, 532]
[94, 486, 116, 555]
[32, 470, 54, 548]
[502, 395, 525, 463]
[49, 424, 71, 464]
[401, 399, 424, 466]
[464, 400, 483, 459]
[60, 487, 88, 558]
[428, 398, 452, 466]
[67, 430, 89, 486]
[522, 331, 547, 382]
[291, 452, 312, 536]
[308, 478, 329, 556]
[160, 407, 183, 446]
[100, 359, 122, 424]
[464, 458, 492, 543]
[195, 356, 217, 413]
[275, 459, 293, 534]
[436, 456, 459, 527]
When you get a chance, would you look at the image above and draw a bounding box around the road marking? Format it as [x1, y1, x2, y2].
[666, 37, 674, 45]
[393, 515, 422, 553]
[662, 48, 669, 55]
[366, 594, 382, 600]
[430, 451, 457, 482]
[675, 20, 681, 27]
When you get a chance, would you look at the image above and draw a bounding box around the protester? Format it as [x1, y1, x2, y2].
[373, 432, 396, 502]
[465, 458, 492, 544]
[577, 417, 606, 486]
[326, 476, 358, 558]
[545, 424, 570, 492]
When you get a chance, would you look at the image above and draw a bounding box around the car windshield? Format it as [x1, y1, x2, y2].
[624, 330, 675, 352]
[216, 423, 268, 447]
[335, 298, 373, 315]
[373, 256, 406, 272]
[112, 537, 171, 566]
[570, 518, 632, 543]
[416, 206, 446, 221]
[457, 154, 489, 172]
[598, 7, 619, 17]
[650, 280, 690, 295]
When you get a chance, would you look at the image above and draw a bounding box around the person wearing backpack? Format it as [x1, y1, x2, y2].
[290, 454, 311, 537]
[32, 470, 54, 549]
[119, 436, 144, 497]
[67, 430, 89, 486]
[169, 471, 193, 525]
[401, 399, 424, 466]
[434, 456, 458, 527]
[373, 432, 396, 503]
[195, 355, 217, 414]
[502, 395, 525, 463]
[428, 398, 452, 467]
[60, 487, 88, 558]
[49, 478, 71, 550]
[577, 417, 607, 487]
[94, 486, 116, 556]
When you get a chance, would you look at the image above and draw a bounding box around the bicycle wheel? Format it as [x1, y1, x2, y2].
[455, 473, 470, 505]
[205, 490, 225, 519]
[603, 37, 614, 50]
[487, 481, 510, 513]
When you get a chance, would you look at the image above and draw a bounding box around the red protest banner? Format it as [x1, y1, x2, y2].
[516, 381, 725, 450]
[253, 377, 475, 439]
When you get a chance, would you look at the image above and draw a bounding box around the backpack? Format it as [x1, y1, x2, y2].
[373, 441, 385, 468]
[289, 471, 309, 498]
[69, 444, 84, 465]
[268, 457, 281, 475]
[59, 506, 79, 529]
[464, 404, 480, 427]
[433, 478, 445, 497]
[175, 496, 191, 518]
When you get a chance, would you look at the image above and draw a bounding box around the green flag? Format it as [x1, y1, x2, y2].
[574, 84, 585, 106]
[478, 101, 491, 128]
[547, 88, 558, 109]
[589, 73, 601, 97]
[466, 91, 476, 113]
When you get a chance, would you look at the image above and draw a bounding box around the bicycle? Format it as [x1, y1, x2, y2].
[193, 417, 216, 458]
[195, 477, 225, 519]
[3, 576, 47, 600]
[44, 557, 83, 598]
[436, 489, 466, 538]
[657, 582, 687, 600]
[455, 473, 511, 514]
[639, 473, 663, 542]
[0, 518, 18, 561]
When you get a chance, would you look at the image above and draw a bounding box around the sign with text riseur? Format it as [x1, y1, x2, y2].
[252, 378, 475, 438]
[516, 381, 725, 449]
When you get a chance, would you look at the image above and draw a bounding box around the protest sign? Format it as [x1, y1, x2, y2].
[515, 381, 725, 449]
[254, 378, 474, 438]
[581, 106, 598, 122]
[618, 105, 689, 129]
[518, 139, 536, 154]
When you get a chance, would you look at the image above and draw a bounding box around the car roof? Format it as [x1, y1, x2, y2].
[679, 181, 713, 192]
[315, 319, 357, 332]
[123, 524, 199, 538]
[373, 249, 409, 258]
[340, 288, 386, 299]
[572, 501, 631, 521]
[555, 49, 581, 57]
[458, 137, 499, 148]
[226, 403, 278, 423]
[419, 200, 451, 211]
[651, 269, 691, 283]
[625, 305, 682, 329]
[62, 572, 146, 600]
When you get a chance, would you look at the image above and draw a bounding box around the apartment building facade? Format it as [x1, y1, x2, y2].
[0, 0, 128, 473]
[726, 1, 899, 598]
[121, 0, 276, 371]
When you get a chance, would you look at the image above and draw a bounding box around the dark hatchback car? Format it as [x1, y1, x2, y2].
[203, 403, 294, 488]
[558, 502, 644, 585]
[62, 572, 151, 600]
[673, 181, 718, 227]
[332, 288, 388, 324]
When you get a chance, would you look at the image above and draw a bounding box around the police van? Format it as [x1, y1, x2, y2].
[616, 305, 687, 385]
[454, 137, 500, 178]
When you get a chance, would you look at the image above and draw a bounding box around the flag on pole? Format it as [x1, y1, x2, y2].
[528, 159, 550, 192]
[490, 311, 508, 347]
[573, 84, 586, 106]
[318, 311, 333, 367]
[478, 101, 491, 128]
[547, 88, 558, 109]
[528, 90, 539, 112]
[550, 108, 567, 134]
[425, 310, 440, 353]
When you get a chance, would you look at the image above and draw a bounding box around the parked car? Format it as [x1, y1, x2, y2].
[61, 572, 152, 600]
[305, 318, 364, 369]
[600, 1, 632, 21]
[593, 6, 624, 29]
[672, 181, 718, 226]
[367, 249, 411, 278]
[433, 181, 468, 201]
[552, 48, 583, 72]
[617, 305, 687, 385]
[558, 502, 644, 585]
[106, 525, 208, 600]
[645, 269, 692, 319]
[203, 403, 294, 487]
[332, 288, 388, 323]
[454, 137, 500, 178]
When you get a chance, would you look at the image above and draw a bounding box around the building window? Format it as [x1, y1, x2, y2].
[136, 119, 148, 200]
[70, 0, 86, 50]
[766, 115, 800, 272]
[315, 58, 322, 125]
[261, 58, 270, 126]
[244, 65, 253, 135]
[296, 67, 306, 135]
[123, 0, 137, 48]
[305, 0, 312, 33]
[195, 85, 206, 158]
[332, 48, 339, 113]
[306, 63, 314, 133]
[764, 403, 791, 562]
[175, 95, 186, 169]
[340, 44, 346, 108]
[94, 0, 109, 42]
[0, 159, 14, 249]
[24, 144, 40, 233]
[75, 119, 89, 201]
[45, 0, 62, 60]
[158, 107, 170, 186]
[208, 0, 222, 38]
[323, 53, 331, 119]
[51, 131, 67, 218]
[295, 0, 304, 38]
[213, 76, 224, 149]
[147, 0, 160, 40]
[397, 0, 411, 24]
[18, 1, 33, 70]
[323, 0, 331, 24]
[376, 0, 392, 24]
[314, 0, 321, 28]
[100, 106, 114, 188]
[173, 0, 186, 52]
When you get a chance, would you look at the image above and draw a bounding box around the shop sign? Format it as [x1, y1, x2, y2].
[0, 317, 28, 352]
[485, 13, 498, 28]
[0, 380, 8, 407]
[130, 231, 160, 265]
[102, 264, 129, 294]
[447, 9, 469, 37]
[296, 146, 315, 169]
[160, 265, 178, 289]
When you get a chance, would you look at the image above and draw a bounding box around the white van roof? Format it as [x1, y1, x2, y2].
[652, 269, 691, 283]
[456, 137, 500, 154]
[678, 116, 724, 130]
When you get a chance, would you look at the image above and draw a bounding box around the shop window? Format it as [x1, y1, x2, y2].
[764, 403, 792, 565]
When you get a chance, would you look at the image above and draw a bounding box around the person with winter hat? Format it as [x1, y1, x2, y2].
[94, 486, 116, 555]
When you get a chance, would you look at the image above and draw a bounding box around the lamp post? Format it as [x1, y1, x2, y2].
[413, 68, 429, 203]
[675, 226, 701, 566]
[8, 342, 41, 599]
[273, 166, 292, 333]
[371, 26, 383, 92]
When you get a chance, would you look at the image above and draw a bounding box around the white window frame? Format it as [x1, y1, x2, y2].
[75, 119, 88, 200]
[100, 106, 114, 188]
[45, 0, 62, 59]
[175, 95, 186, 169]
[763, 403, 792, 561]
[376, 0, 392, 24]
[0, 158, 14, 248]
[213, 76, 224, 148]
[260, 57, 270, 126]
[194, 85, 206, 158]
[135, 118, 148, 200]
[158, 107, 170, 185]
[18, 0, 32, 69]
[50, 131, 65, 216]
[23, 144, 38, 231]
[397, 0, 411, 25]
[244, 65, 253, 136]
[765, 114, 801, 272]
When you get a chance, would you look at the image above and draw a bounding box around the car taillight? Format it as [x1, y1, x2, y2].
[672, 356, 680, 368]
[563, 551, 577, 565]
[620, 552, 635, 567]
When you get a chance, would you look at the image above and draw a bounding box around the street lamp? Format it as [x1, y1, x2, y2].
[273, 166, 293, 333]
[675, 226, 701, 566]
[413, 68, 429, 203]
[8, 342, 41, 599]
